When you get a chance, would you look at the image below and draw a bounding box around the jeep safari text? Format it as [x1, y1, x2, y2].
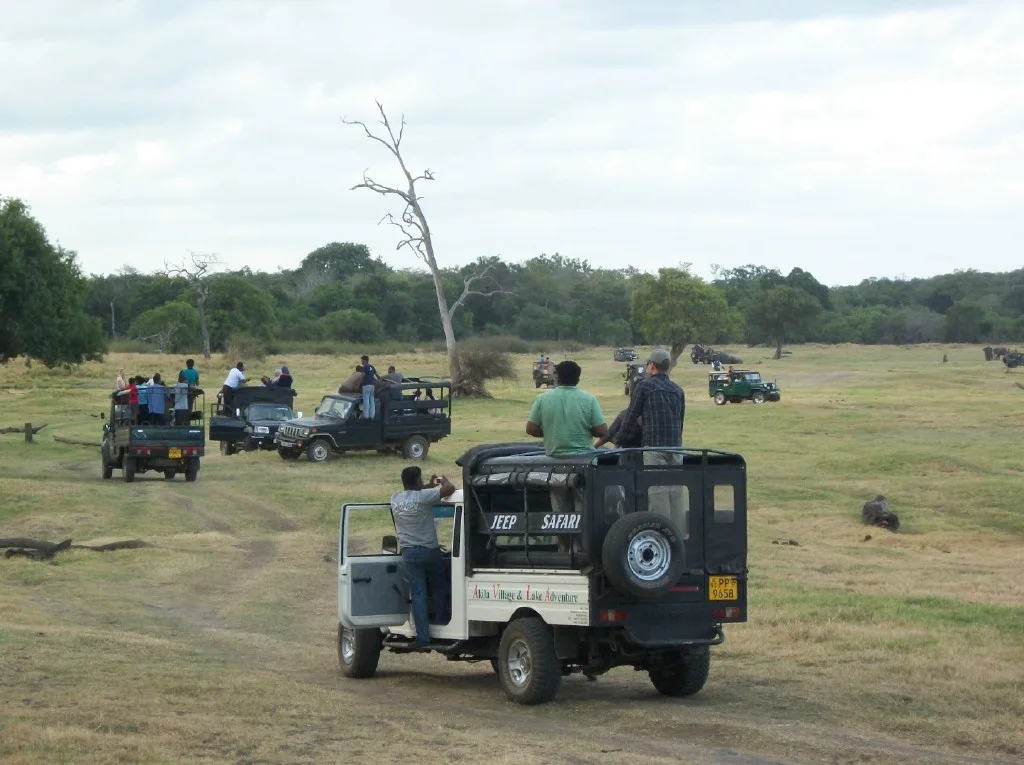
[337, 443, 747, 705]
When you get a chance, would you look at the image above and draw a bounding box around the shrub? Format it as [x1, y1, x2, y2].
[452, 339, 518, 397]
[223, 332, 267, 363]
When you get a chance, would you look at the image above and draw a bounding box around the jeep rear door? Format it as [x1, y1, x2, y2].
[338, 503, 410, 628]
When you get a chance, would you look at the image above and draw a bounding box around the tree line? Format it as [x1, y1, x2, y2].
[2, 195, 1022, 367]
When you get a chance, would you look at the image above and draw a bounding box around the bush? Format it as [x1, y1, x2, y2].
[223, 332, 267, 363]
[452, 339, 518, 397]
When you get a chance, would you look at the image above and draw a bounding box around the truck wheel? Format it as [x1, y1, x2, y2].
[402, 435, 429, 460]
[243, 436, 257, 452]
[714, 392, 727, 406]
[164, 469, 176, 480]
[602, 512, 686, 599]
[497, 617, 561, 705]
[185, 457, 200, 482]
[123, 457, 137, 483]
[307, 440, 331, 463]
[649, 646, 710, 697]
[278, 448, 299, 460]
[337, 624, 381, 678]
[220, 441, 236, 456]
[534, 378, 541, 388]
[101, 442, 113, 480]
[752, 391, 766, 404]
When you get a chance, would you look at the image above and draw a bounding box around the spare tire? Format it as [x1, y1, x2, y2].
[602, 512, 685, 598]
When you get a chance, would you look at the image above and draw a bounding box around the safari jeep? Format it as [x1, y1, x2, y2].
[336, 443, 747, 705]
[708, 370, 781, 405]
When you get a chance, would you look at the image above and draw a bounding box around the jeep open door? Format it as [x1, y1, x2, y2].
[338, 504, 410, 628]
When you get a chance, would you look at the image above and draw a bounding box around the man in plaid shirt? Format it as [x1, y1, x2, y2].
[611, 348, 685, 518]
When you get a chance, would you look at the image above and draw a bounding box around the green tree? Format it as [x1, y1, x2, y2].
[747, 285, 822, 359]
[131, 302, 200, 353]
[202, 274, 278, 349]
[630, 268, 737, 368]
[0, 196, 106, 366]
[321, 308, 384, 343]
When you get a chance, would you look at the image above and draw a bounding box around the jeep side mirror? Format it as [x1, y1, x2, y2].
[381, 535, 399, 555]
[296, 412, 302, 419]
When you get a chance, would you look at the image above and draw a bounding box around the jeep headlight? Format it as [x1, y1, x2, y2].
[300, 428, 311, 437]
[254, 426, 270, 434]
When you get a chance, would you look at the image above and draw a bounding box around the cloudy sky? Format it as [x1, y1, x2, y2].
[3, 0, 1022, 286]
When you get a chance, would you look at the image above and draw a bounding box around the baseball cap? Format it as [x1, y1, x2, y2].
[648, 349, 671, 365]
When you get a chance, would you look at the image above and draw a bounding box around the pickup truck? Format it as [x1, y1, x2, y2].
[274, 380, 451, 462]
[101, 389, 206, 482]
[208, 386, 298, 455]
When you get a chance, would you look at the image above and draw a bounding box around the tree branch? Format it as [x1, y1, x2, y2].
[448, 262, 515, 317]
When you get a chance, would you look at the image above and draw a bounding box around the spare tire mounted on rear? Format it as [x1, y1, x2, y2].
[602, 512, 686, 598]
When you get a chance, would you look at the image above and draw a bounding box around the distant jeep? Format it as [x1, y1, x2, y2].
[708, 370, 781, 405]
[613, 347, 638, 362]
[532, 362, 556, 389]
[1004, 351, 1022, 369]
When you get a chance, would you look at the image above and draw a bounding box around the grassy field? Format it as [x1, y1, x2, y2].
[0, 344, 1021, 765]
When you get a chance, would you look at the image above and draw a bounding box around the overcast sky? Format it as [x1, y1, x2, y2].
[2, 0, 1022, 286]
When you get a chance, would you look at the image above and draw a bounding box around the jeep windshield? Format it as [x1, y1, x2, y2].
[743, 373, 762, 383]
[246, 404, 293, 422]
[315, 398, 353, 419]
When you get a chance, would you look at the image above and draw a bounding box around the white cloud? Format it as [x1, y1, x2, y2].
[1, 0, 1022, 285]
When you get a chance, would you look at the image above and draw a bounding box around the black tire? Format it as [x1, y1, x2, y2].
[534, 378, 542, 388]
[337, 624, 382, 679]
[185, 457, 200, 482]
[220, 441, 236, 456]
[307, 439, 331, 463]
[278, 448, 299, 460]
[713, 391, 727, 406]
[122, 457, 137, 483]
[649, 646, 710, 697]
[164, 469, 176, 480]
[751, 391, 766, 404]
[602, 512, 686, 599]
[243, 436, 257, 452]
[101, 442, 113, 480]
[497, 617, 561, 705]
[402, 435, 429, 460]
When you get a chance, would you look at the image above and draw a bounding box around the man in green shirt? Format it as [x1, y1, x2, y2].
[526, 361, 608, 515]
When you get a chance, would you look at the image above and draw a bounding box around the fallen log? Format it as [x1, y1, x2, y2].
[0, 537, 152, 561]
[1, 424, 47, 435]
[53, 435, 99, 447]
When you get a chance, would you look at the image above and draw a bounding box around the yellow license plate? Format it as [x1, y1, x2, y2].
[168, 448, 182, 459]
[709, 576, 738, 601]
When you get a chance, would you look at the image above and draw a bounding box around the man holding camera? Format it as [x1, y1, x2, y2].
[390, 466, 456, 648]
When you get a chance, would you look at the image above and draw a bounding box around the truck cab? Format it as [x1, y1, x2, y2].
[275, 381, 451, 463]
[336, 443, 748, 705]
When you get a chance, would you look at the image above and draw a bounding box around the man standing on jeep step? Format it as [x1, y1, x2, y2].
[612, 348, 685, 517]
[391, 467, 456, 648]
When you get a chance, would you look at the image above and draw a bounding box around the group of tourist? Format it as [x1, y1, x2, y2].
[114, 359, 203, 426]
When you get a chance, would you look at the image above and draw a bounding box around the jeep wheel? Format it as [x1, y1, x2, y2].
[402, 435, 429, 460]
[122, 457, 137, 483]
[243, 436, 257, 452]
[184, 457, 200, 482]
[220, 441, 236, 456]
[337, 624, 381, 678]
[498, 617, 561, 705]
[714, 391, 727, 406]
[649, 646, 710, 697]
[751, 391, 766, 404]
[278, 448, 299, 460]
[602, 512, 686, 598]
[164, 469, 176, 480]
[307, 440, 331, 463]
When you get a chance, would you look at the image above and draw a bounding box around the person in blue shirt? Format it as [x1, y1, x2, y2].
[356, 355, 378, 419]
[180, 359, 199, 386]
[147, 373, 167, 426]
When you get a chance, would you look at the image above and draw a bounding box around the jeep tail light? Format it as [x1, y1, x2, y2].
[599, 609, 629, 623]
[712, 607, 741, 620]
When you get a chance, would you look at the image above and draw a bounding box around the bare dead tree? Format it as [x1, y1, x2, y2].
[343, 102, 510, 388]
[165, 252, 220, 360]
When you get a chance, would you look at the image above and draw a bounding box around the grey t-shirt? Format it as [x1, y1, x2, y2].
[390, 487, 442, 549]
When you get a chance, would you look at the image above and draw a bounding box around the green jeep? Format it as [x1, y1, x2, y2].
[708, 371, 781, 406]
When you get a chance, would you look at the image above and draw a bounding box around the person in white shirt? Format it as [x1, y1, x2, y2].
[221, 362, 247, 414]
